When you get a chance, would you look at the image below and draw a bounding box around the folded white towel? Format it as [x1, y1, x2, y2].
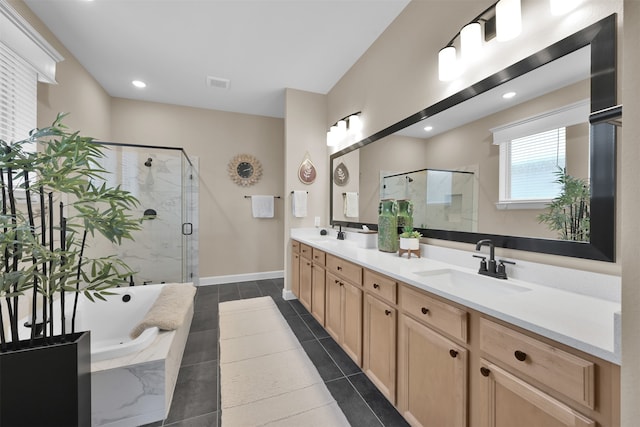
[292, 191, 307, 218]
[252, 195, 274, 218]
[344, 192, 359, 218]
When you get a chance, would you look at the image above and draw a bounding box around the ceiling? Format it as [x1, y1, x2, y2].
[24, 0, 411, 119]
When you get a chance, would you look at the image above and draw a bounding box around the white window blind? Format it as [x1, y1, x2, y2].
[507, 128, 566, 200]
[0, 41, 37, 147]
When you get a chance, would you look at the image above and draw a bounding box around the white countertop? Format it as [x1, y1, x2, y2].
[291, 228, 621, 365]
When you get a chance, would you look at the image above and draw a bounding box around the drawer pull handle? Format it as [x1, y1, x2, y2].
[385, 309, 392, 316]
[449, 349, 458, 358]
[373, 283, 380, 289]
[480, 367, 491, 377]
[337, 266, 343, 271]
[514, 350, 527, 362]
[421, 307, 429, 315]
[340, 282, 344, 287]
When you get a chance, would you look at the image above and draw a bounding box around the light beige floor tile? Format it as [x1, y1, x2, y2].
[261, 402, 350, 427]
[221, 383, 346, 427]
[221, 348, 323, 408]
[220, 328, 301, 363]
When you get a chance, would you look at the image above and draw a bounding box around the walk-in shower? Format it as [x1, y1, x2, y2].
[87, 142, 198, 285]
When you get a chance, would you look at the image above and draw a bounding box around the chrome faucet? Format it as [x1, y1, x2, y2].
[474, 239, 514, 279]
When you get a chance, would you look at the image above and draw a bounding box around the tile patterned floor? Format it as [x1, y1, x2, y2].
[143, 279, 409, 427]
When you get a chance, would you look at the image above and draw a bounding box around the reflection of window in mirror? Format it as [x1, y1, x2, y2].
[494, 100, 589, 210]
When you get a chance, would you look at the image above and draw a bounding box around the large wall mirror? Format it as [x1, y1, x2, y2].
[330, 14, 618, 262]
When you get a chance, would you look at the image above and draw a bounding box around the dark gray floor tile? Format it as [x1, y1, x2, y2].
[238, 282, 262, 299]
[301, 339, 343, 381]
[217, 284, 240, 302]
[325, 377, 383, 427]
[301, 313, 330, 339]
[256, 280, 282, 299]
[283, 312, 316, 342]
[274, 299, 298, 318]
[196, 285, 219, 295]
[165, 411, 217, 427]
[189, 308, 218, 332]
[319, 336, 361, 376]
[139, 422, 162, 427]
[182, 328, 218, 366]
[165, 360, 218, 424]
[349, 373, 409, 427]
[194, 292, 218, 313]
[289, 298, 309, 315]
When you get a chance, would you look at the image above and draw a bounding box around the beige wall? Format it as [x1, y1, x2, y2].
[621, 1, 639, 424]
[328, 0, 622, 274]
[111, 98, 284, 278]
[283, 89, 328, 292]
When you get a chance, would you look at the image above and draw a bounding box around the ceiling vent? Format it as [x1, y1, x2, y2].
[206, 76, 230, 89]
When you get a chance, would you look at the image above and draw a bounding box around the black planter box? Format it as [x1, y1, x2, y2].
[0, 331, 91, 426]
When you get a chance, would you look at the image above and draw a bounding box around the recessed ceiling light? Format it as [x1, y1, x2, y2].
[502, 91, 516, 99]
[424, 126, 433, 132]
[132, 80, 146, 88]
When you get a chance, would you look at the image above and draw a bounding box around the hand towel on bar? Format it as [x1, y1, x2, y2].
[251, 195, 274, 218]
[292, 191, 308, 218]
[344, 192, 359, 218]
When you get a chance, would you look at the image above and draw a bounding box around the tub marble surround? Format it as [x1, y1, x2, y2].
[291, 227, 621, 364]
[91, 298, 194, 426]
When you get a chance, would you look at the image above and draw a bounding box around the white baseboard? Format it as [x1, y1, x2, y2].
[282, 289, 296, 300]
[199, 270, 284, 286]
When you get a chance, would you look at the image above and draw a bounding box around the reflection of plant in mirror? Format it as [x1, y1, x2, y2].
[537, 168, 590, 242]
[400, 226, 422, 239]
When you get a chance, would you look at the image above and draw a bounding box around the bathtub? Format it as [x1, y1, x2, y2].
[71, 285, 162, 362]
[16, 283, 194, 426]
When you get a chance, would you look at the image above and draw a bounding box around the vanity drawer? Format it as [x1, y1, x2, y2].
[479, 318, 595, 409]
[326, 254, 362, 286]
[399, 285, 467, 343]
[292, 240, 300, 253]
[300, 243, 313, 260]
[312, 248, 326, 266]
[363, 269, 396, 304]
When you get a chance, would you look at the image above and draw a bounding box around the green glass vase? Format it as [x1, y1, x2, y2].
[378, 199, 399, 252]
[397, 199, 413, 229]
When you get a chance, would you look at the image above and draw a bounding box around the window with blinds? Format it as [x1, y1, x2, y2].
[506, 127, 566, 201]
[0, 41, 37, 150]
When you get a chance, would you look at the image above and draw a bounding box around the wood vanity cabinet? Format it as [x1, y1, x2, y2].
[362, 270, 398, 404]
[299, 243, 313, 311]
[397, 284, 468, 427]
[291, 240, 300, 298]
[325, 254, 363, 365]
[310, 248, 326, 324]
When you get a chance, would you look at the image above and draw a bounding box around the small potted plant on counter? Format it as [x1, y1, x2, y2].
[399, 226, 422, 251]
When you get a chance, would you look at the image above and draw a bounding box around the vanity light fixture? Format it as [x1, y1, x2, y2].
[132, 80, 146, 88]
[502, 91, 516, 99]
[326, 112, 362, 147]
[437, 0, 523, 82]
[424, 126, 434, 132]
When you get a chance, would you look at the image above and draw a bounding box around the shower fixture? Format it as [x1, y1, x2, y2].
[144, 158, 153, 167]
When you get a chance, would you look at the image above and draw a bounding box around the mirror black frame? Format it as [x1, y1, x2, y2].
[330, 14, 618, 262]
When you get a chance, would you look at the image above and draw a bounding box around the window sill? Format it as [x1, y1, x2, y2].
[495, 200, 550, 210]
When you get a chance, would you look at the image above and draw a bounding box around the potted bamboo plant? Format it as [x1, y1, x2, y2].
[537, 167, 590, 242]
[0, 113, 142, 426]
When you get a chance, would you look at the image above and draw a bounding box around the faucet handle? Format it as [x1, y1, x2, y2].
[473, 254, 488, 272]
[497, 259, 515, 278]
[498, 259, 516, 265]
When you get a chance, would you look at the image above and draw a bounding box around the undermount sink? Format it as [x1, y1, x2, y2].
[412, 269, 532, 297]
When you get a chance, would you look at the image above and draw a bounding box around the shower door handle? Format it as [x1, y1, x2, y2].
[182, 223, 193, 235]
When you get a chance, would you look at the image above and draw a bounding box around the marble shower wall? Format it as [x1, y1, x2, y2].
[84, 145, 198, 285]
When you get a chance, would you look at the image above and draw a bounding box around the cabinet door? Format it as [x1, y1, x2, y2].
[363, 293, 396, 403]
[478, 361, 595, 427]
[299, 257, 312, 311]
[311, 265, 326, 325]
[325, 272, 342, 342]
[292, 252, 300, 298]
[342, 280, 363, 366]
[398, 314, 467, 427]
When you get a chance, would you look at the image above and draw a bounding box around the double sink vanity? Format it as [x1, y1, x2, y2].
[290, 228, 620, 427]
